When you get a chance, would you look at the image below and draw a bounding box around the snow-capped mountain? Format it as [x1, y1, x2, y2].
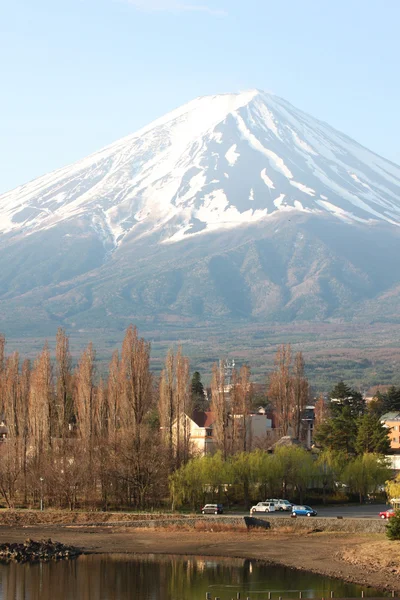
[1, 89, 400, 336]
[1, 90, 400, 248]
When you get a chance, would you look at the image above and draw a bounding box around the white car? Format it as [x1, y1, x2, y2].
[266, 498, 292, 511]
[250, 501, 276, 514]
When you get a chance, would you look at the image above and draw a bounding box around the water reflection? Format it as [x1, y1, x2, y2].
[0, 554, 387, 600]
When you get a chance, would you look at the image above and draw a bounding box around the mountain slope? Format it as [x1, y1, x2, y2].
[0, 90, 400, 336]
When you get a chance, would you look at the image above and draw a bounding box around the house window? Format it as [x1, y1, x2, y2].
[206, 430, 212, 437]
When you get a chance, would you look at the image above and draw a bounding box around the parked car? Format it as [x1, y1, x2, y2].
[250, 501, 276, 514]
[266, 498, 292, 511]
[291, 505, 317, 517]
[201, 504, 223, 515]
[379, 509, 396, 519]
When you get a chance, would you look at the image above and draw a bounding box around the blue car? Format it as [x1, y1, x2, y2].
[291, 505, 317, 517]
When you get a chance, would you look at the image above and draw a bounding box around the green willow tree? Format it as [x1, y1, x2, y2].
[341, 454, 391, 503]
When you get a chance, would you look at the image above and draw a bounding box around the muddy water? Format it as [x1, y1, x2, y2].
[0, 554, 388, 600]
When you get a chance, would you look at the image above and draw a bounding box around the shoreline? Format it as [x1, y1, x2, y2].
[0, 524, 398, 593]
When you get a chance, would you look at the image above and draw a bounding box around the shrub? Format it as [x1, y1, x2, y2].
[386, 511, 400, 540]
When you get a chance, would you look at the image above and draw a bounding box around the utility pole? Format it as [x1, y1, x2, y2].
[39, 477, 44, 511]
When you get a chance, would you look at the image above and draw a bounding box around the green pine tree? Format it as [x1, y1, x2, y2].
[191, 371, 206, 410]
[381, 386, 400, 412]
[329, 380, 366, 417]
[355, 412, 391, 455]
[314, 406, 358, 455]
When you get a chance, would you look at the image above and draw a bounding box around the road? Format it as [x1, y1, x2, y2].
[228, 504, 390, 518]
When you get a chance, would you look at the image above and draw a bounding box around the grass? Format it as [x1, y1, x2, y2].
[340, 538, 400, 574]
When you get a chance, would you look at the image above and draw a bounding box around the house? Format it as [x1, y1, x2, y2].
[385, 454, 400, 471]
[231, 410, 273, 448]
[381, 412, 400, 451]
[172, 408, 274, 457]
[189, 410, 216, 456]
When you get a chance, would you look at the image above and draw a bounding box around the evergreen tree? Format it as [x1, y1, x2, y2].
[191, 371, 206, 410]
[329, 380, 365, 418]
[380, 386, 400, 413]
[314, 406, 358, 454]
[355, 413, 391, 455]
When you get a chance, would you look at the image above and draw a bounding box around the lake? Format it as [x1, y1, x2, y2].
[0, 554, 387, 600]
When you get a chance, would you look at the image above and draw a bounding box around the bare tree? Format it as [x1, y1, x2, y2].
[158, 350, 175, 463]
[268, 344, 292, 436]
[314, 394, 329, 427]
[231, 365, 253, 452]
[107, 349, 121, 444]
[120, 325, 152, 437]
[75, 343, 96, 454]
[119, 325, 153, 506]
[19, 359, 30, 502]
[29, 344, 53, 460]
[55, 328, 72, 440]
[175, 348, 191, 465]
[210, 362, 229, 459]
[292, 352, 309, 440]
[0, 334, 5, 415]
[4, 353, 20, 439]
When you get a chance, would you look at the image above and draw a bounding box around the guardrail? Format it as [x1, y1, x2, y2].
[204, 594, 397, 600]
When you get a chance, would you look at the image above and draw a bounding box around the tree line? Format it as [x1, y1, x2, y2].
[170, 447, 391, 509]
[314, 381, 391, 455]
[0, 327, 393, 510]
[170, 379, 394, 510]
[0, 327, 290, 509]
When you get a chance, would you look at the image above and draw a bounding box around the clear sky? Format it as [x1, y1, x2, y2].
[1, 0, 399, 193]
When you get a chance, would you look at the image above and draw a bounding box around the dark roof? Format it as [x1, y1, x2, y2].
[191, 410, 215, 428]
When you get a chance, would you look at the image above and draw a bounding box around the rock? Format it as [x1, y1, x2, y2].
[0, 539, 82, 563]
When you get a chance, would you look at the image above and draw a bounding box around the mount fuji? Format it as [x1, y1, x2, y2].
[1, 89, 400, 337]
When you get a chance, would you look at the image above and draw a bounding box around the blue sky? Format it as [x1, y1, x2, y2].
[1, 0, 399, 193]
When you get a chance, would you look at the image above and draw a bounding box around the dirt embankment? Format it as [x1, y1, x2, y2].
[0, 520, 398, 593]
[0, 510, 185, 526]
[340, 539, 400, 576]
[0, 511, 386, 534]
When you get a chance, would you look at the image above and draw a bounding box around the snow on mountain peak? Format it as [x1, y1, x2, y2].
[1, 89, 400, 250]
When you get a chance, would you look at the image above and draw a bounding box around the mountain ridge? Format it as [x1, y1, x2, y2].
[0, 90, 400, 339]
[2, 89, 400, 245]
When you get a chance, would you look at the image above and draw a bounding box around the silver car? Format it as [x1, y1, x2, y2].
[266, 498, 292, 511]
[250, 501, 276, 514]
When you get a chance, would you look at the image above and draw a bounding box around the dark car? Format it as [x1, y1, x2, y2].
[201, 503, 223, 515]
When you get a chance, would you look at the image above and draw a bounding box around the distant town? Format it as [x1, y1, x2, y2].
[0, 326, 398, 514]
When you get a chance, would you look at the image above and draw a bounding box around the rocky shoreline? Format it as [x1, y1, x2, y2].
[0, 538, 82, 563]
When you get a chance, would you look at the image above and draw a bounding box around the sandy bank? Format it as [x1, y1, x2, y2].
[0, 524, 398, 593]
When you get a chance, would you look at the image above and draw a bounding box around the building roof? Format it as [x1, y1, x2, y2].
[269, 436, 303, 450]
[191, 410, 215, 428]
[381, 412, 400, 422]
